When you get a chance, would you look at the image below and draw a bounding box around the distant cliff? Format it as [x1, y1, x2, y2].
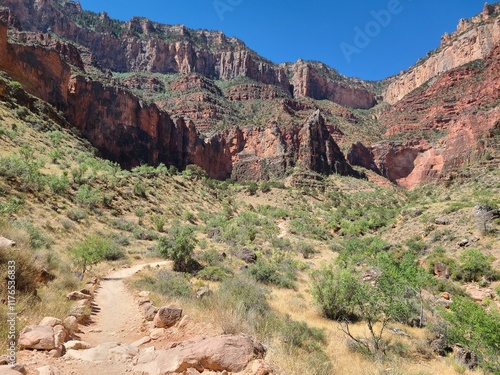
[384, 3, 500, 104]
[0, 0, 376, 109]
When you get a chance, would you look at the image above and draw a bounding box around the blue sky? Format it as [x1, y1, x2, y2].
[77, 0, 489, 80]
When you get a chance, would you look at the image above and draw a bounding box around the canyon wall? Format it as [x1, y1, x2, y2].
[0, 21, 351, 180]
[0, 0, 376, 109]
[384, 4, 500, 104]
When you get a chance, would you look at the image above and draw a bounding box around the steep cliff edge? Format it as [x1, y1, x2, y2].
[0, 21, 352, 180]
[349, 42, 500, 188]
[384, 3, 500, 104]
[0, 0, 376, 109]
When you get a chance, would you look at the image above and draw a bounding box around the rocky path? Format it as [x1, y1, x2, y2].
[82, 261, 169, 345]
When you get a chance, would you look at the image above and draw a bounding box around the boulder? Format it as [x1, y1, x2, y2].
[36, 365, 60, 375]
[63, 316, 79, 334]
[39, 317, 62, 328]
[434, 262, 449, 279]
[0, 365, 24, 375]
[468, 287, 493, 302]
[66, 291, 92, 301]
[68, 299, 91, 323]
[178, 315, 192, 329]
[153, 305, 183, 328]
[0, 237, 16, 247]
[53, 325, 68, 348]
[36, 269, 56, 285]
[455, 346, 478, 370]
[131, 336, 151, 348]
[134, 334, 266, 373]
[435, 218, 450, 225]
[457, 239, 469, 247]
[242, 359, 273, 375]
[63, 340, 92, 350]
[19, 325, 55, 350]
[66, 342, 138, 363]
[238, 248, 257, 264]
[195, 287, 212, 299]
[430, 335, 449, 356]
[149, 328, 165, 340]
[139, 302, 158, 321]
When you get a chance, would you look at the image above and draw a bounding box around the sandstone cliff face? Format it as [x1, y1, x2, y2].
[384, 4, 500, 104]
[287, 60, 377, 109]
[0, 20, 71, 110]
[0, 0, 376, 109]
[349, 41, 500, 189]
[0, 21, 351, 180]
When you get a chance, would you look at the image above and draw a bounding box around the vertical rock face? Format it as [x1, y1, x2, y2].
[348, 140, 444, 189]
[0, 0, 376, 109]
[0, 23, 351, 180]
[384, 4, 500, 104]
[288, 60, 377, 109]
[0, 21, 71, 110]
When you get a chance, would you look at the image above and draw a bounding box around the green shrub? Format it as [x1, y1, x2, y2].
[197, 266, 233, 281]
[440, 296, 500, 373]
[151, 214, 167, 232]
[335, 236, 389, 267]
[279, 318, 326, 352]
[247, 251, 299, 289]
[134, 269, 191, 298]
[133, 180, 147, 197]
[157, 223, 198, 271]
[67, 208, 88, 222]
[69, 234, 125, 274]
[295, 241, 317, 259]
[458, 248, 498, 282]
[75, 184, 101, 209]
[13, 220, 50, 249]
[311, 266, 362, 320]
[246, 181, 258, 196]
[198, 247, 224, 266]
[48, 174, 70, 194]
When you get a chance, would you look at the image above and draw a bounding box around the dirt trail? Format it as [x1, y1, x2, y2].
[82, 261, 169, 345]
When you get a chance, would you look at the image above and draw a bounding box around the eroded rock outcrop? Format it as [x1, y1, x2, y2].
[385, 4, 500, 104]
[1, 0, 376, 109]
[287, 60, 377, 109]
[134, 334, 266, 374]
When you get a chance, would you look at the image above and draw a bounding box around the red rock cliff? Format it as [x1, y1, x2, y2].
[384, 3, 500, 104]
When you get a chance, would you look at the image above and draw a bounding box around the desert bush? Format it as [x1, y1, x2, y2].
[0, 153, 46, 192]
[457, 248, 498, 282]
[48, 173, 70, 194]
[197, 266, 233, 281]
[335, 236, 389, 267]
[75, 184, 101, 209]
[12, 219, 50, 249]
[133, 180, 147, 197]
[133, 269, 191, 298]
[69, 234, 125, 274]
[0, 197, 23, 215]
[66, 208, 87, 222]
[311, 266, 362, 321]
[157, 222, 198, 271]
[0, 246, 40, 295]
[151, 214, 167, 232]
[247, 251, 299, 289]
[294, 241, 317, 259]
[439, 296, 500, 373]
[278, 318, 327, 352]
[198, 247, 224, 266]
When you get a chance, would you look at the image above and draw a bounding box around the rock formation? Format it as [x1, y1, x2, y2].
[0, 0, 376, 109]
[384, 3, 500, 104]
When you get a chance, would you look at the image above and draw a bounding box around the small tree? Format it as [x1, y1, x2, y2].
[69, 234, 124, 274]
[157, 223, 198, 271]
